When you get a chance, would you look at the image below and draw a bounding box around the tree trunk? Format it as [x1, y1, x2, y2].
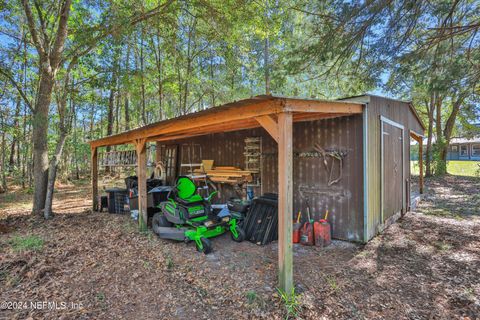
[139, 27, 147, 125]
[105, 88, 115, 174]
[115, 89, 120, 134]
[21, 103, 28, 188]
[43, 132, 68, 219]
[434, 97, 447, 175]
[425, 94, 435, 177]
[124, 40, 131, 130]
[73, 97, 80, 180]
[0, 111, 7, 193]
[124, 94, 130, 131]
[32, 70, 55, 214]
[9, 97, 21, 171]
[153, 31, 163, 120]
[435, 96, 442, 140]
[210, 52, 215, 107]
[264, 36, 270, 95]
[440, 97, 463, 174]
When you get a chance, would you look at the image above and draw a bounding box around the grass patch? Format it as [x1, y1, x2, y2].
[9, 235, 44, 252]
[246, 290, 258, 304]
[277, 287, 301, 319]
[245, 290, 266, 309]
[411, 160, 480, 177]
[142, 260, 151, 270]
[355, 250, 369, 258]
[447, 161, 480, 177]
[325, 275, 340, 292]
[166, 256, 174, 270]
[435, 241, 452, 251]
[422, 208, 463, 220]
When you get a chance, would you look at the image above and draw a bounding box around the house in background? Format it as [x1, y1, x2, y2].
[411, 124, 480, 161]
[445, 123, 480, 160]
[446, 137, 480, 160]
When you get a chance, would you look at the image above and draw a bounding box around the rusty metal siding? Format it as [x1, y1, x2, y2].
[365, 96, 424, 241]
[158, 114, 365, 242]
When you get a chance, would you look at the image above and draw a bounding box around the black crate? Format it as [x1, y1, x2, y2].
[105, 188, 129, 214]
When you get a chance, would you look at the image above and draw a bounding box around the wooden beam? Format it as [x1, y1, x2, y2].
[135, 138, 148, 231]
[284, 99, 363, 114]
[255, 115, 279, 143]
[91, 146, 98, 212]
[277, 112, 293, 293]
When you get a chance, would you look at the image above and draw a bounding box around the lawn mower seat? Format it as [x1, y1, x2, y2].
[174, 176, 204, 205]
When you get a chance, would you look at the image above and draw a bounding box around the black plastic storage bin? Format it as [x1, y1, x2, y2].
[129, 186, 172, 217]
[105, 188, 129, 214]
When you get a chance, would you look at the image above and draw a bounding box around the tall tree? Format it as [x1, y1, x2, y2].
[11, 0, 174, 214]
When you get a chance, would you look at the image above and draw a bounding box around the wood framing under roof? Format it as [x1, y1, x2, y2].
[89, 95, 364, 148]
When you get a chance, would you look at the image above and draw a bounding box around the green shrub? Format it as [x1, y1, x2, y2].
[277, 287, 301, 319]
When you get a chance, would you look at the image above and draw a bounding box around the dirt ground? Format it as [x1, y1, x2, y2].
[1, 175, 479, 319]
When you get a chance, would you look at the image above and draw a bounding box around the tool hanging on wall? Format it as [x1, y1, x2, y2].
[314, 144, 347, 186]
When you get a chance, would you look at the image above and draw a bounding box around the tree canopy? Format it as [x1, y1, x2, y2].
[0, 0, 479, 207]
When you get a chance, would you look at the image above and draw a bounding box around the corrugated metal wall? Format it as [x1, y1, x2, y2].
[158, 114, 365, 241]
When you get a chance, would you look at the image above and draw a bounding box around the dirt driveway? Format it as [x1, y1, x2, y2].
[1, 175, 479, 319]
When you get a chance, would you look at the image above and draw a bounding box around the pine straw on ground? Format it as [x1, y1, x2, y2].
[0, 175, 479, 319]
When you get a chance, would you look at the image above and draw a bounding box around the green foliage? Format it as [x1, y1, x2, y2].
[431, 141, 447, 176]
[165, 255, 174, 270]
[325, 275, 340, 292]
[9, 235, 44, 252]
[0, 0, 478, 189]
[411, 160, 480, 177]
[96, 291, 106, 302]
[277, 287, 301, 319]
[246, 290, 258, 304]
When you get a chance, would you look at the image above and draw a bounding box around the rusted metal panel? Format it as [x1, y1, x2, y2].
[157, 114, 365, 242]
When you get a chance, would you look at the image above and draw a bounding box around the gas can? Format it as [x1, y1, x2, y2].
[313, 219, 331, 247]
[300, 222, 314, 246]
[293, 223, 302, 243]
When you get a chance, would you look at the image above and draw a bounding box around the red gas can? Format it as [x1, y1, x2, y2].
[300, 222, 314, 246]
[314, 219, 331, 247]
[293, 223, 302, 243]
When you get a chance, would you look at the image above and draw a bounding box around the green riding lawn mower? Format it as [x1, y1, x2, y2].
[152, 176, 245, 254]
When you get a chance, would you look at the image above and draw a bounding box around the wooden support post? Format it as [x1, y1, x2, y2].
[91, 147, 99, 211]
[418, 139, 424, 194]
[277, 112, 293, 293]
[135, 138, 148, 231]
